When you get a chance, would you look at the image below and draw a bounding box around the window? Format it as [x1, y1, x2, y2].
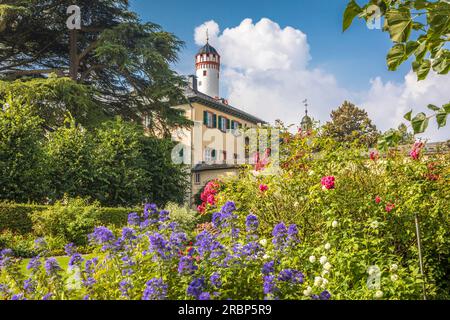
[195, 173, 201, 185]
[199, 81, 202, 86]
[204, 148, 217, 163]
[219, 116, 227, 132]
[222, 151, 227, 162]
[203, 70, 207, 76]
[203, 111, 217, 128]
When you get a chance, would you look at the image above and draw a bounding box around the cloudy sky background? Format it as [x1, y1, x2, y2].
[132, 1, 450, 142]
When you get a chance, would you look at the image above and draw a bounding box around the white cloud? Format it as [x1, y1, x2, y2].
[193, 18, 450, 142]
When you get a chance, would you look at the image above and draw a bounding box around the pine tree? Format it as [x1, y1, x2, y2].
[0, 1, 190, 134]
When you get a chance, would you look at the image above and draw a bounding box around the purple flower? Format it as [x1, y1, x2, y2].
[89, 227, 115, 246]
[68, 253, 84, 268]
[27, 256, 41, 272]
[119, 279, 133, 298]
[121, 227, 136, 241]
[0, 249, 13, 268]
[143, 203, 159, 224]
[262, 261, 275, 275]
[311, 294, 320, 300]
[245, 214, 259, 232]
[263, 275, 277, 295]
[178, 256, 197, 275]
[142, 278, 168, 300]
[42, 293, 53, 300]
[64, 243, 76, 256]
[128, 212, 140, 226]
[11, 293, 26, 300]
[272, 222, 288, 249]
[34, 238, 47, 251]
[85, 257, 98, 275]
[199, 292, 211, 300]
[278, 269, 304, 284]
[24, 278, 35, 293]
[210, 272, 222, 288]
[82, 277, 96, 288]
[44, 258, 61, 276]
[159, 210, 170, 222]
[287, 224, 299, 242]
[320, 290, 331, 300]
[187, 277, 205, 299]
[170, 232, 187, 247]
[148, 233, 172, 259]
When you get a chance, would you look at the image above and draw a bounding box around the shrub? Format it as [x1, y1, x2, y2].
[212, 129, 450, 299]
[163, 203, 200, 236]
[30, 198, 100, 246]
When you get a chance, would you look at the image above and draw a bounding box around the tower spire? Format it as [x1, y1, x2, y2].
[302, 99, 309, 116]
[206, 28, 209, 44]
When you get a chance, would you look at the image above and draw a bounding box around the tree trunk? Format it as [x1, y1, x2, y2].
[69, 29, 78, 81]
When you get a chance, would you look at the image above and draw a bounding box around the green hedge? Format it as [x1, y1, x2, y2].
[0, 202, 133, 235]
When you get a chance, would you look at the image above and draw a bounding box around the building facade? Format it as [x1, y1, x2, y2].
[172, 40, 267, 206]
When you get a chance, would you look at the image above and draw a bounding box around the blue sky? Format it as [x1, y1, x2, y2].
[130, 0, 449, 141]
[131, 0, 409, 91]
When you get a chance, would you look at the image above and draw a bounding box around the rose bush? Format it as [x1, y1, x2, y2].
[213, 128, 449, 299]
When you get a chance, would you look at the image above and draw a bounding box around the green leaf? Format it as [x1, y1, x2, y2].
[343, 0, 363, 31]
[432, 52, 450, 75]
[414, 59, 431, 80]
[387, 44, 406, 70]
[385, 8, 413, 43]
[405, 41, 420, 56]
[404, 110, 412, 121]
[411, 113, 429, 134]
[443, 103, 450, 114]
[436, 108, 447, 128]
[427, 104, 440, 112]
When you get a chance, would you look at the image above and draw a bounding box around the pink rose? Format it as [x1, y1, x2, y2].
[321, 176, 335, 190]
[259, 184, 268, 192]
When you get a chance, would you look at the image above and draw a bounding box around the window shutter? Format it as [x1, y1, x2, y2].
[212, 149, 216, 159]
[218, 116, 222, 130]
[213, 114, 217, 128]
[203, 111, 208, 125]
[227, 119, 231, 129]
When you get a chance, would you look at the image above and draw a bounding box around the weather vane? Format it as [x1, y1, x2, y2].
[302, 99, 309, 116]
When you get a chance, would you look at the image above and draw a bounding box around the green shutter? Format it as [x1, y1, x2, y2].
[218, 116, 222, 130]
[203, 111, 208, 125]
[227, 119, 231, 129]
[212, 149, 216, 159]
[213, 114, 217, 128]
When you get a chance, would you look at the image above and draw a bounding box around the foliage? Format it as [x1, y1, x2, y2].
[163, 203, 201, 237]
[322, 101, 380, 147]
[0, 97, 47, 203]
[0, 98, 188, 206]
[0, 77, 103, 128]
[0, 0, 190, 134]
[215, 128, 450, 299]
[343, 0, 450, 135]
[378, 123, 415, 150]
[30, 198, 100, 246]
[44, 117, 96, 201]
[344, 0, 450, 79]
[0, 202, 334, 300]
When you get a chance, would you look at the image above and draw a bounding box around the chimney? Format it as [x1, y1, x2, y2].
[188, 75, 197, 91]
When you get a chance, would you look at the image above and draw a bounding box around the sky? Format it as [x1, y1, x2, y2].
[130, 0, 450, 142]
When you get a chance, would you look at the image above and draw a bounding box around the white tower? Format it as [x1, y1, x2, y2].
[196, 32, 220, 98]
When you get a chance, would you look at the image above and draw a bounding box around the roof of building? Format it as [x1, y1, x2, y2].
[184, 85, 268, 125]
[197, 43, 219, 56]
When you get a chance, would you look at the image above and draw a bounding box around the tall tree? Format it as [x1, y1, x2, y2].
[0, 0, 190, 135]
[323, 101, 380, 147]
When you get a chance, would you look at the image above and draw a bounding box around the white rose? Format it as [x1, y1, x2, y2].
[370, 221, 379, 229]
[324, 243, 331, 250]
[391, 274, 399, 282]
[303, 286, 312, 296]
[323, 262, 332, 271]
[332, 220, 338, 228]
[320, 278, 329, 289]
[319, 256, 328, 265]
[374, 291, 384, 299]
[314, 276, 322, 287]
[390, 264, 398, 272]
[309, 256, 316, 263]
[259, 239, 268, 247]
[263, 254, 270, 260]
